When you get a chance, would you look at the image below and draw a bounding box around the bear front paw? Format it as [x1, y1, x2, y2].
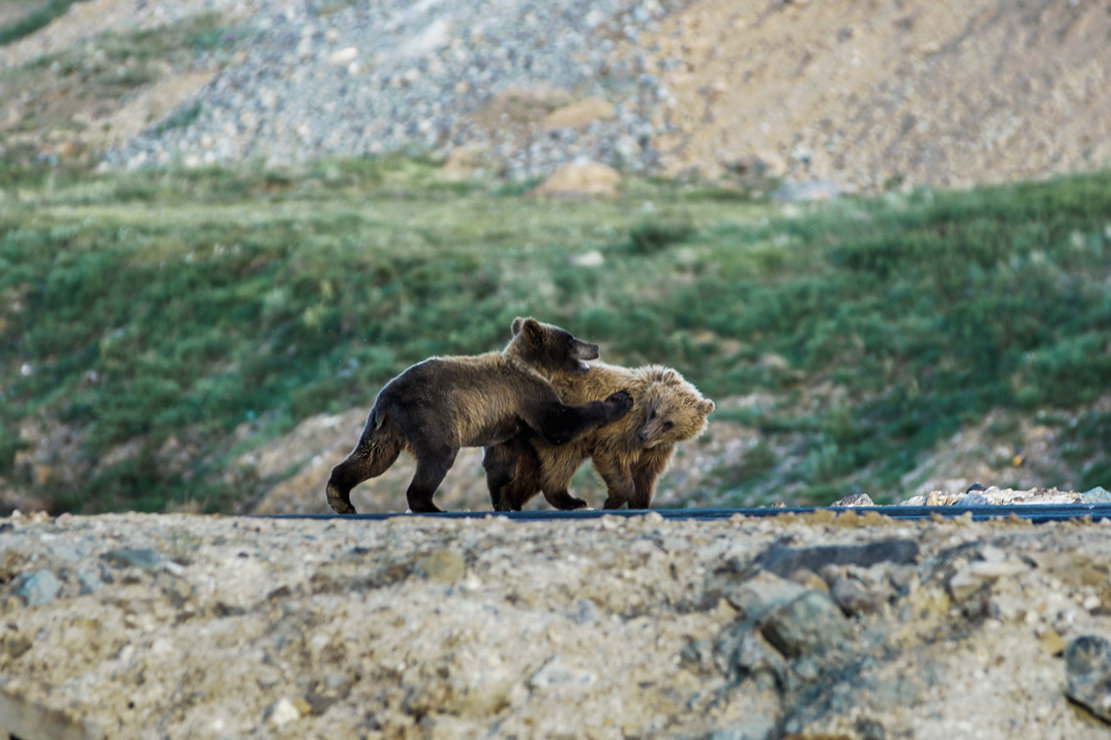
[604, 389, 634, 417]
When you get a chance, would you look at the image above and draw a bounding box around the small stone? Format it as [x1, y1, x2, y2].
[569, 250, 605, 267]
[101, 548, 162, 571]
[831, 575, 889, 616]
[760, 590, 852, 658]
[723, 570, 808, 620]
[831, 492, 874, 507]
[328, 47, 358, 66]
[956, 492, 991, 507]
[1038, 627, 1068, 656]
[76, 570, 101, 595]
[708, 714, 778, 740]
[18, 570, 61, 606]
[268, 697, 304, 726]
[947, 569, 984, 602]
[542, 97, 616, 131]
[1081, 487, 1111, 504]
[532, 161, 621, 198]
[528, 656, 596, 689]
[415, 550, 465, 582]
[1065, 635, 1111, 723]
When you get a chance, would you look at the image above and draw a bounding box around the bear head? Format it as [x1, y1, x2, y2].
[505, 316, 599, 377]
[636, 368, 715, 448]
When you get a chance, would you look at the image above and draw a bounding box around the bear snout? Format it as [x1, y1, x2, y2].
[571, 340, 600, 362]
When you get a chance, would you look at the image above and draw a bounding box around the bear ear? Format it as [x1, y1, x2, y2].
[515, 317, 542, 343]
[662, 368, 681, 383]
[699, 399, 716, 415]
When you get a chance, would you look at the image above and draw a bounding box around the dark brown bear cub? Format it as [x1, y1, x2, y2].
[326, 318, 632, 514]
[484, 363, 713, 511]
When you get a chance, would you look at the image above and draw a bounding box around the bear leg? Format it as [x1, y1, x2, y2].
[629, 449, 672, 509]
[594, 457, 636, 509]
[483, 438, 531, 510]
[405, 445, 457, 513]
[326, 424, 403, 514]
[541, 488, 589, 511]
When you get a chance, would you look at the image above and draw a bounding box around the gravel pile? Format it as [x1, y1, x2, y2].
[106, 0, 683, 178]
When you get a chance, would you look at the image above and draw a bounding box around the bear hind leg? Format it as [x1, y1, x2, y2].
[327, 427, 403, 514]
[483, 438, 534, 511]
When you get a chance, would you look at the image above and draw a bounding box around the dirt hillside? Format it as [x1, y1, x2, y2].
[642, 0, 1111, 190]
[2, 0, 1109, 190]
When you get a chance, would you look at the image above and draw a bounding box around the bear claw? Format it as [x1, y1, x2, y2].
[605, 389, 634, 416]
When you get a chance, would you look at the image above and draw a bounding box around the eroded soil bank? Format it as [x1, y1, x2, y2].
[3, 509, 1111, 738]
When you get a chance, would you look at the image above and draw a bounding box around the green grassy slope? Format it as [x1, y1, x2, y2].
[2, 161, 1109, 512]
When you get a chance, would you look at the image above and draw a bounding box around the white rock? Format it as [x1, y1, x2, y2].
[268, 698, 302, 727]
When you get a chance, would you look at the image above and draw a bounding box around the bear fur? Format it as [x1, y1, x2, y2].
[326, 318, 633, 514]
[484, 363, 714, 510]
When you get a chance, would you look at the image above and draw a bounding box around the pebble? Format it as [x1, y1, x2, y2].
[17, 569, 61, 606]
[1064, 635, 1111, 723]
[1081, 487, 1111, 504]
[268, 697, 304, 726]
[759, 589, 851, 658]
[101, 548, 163, 571]
[415, 550, 466, 582]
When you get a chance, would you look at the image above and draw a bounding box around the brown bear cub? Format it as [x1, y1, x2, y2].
[484, 363, 714, 510]
[326, 318, 633, 514]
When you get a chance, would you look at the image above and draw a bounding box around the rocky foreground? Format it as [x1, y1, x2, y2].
[4, 506, 1111, 739]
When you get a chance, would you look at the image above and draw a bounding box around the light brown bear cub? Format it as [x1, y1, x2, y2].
[327, 318, 633, 514]
[484, 363, 714, 510]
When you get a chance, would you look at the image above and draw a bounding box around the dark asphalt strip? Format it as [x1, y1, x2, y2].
[255, 503, 1111, 524]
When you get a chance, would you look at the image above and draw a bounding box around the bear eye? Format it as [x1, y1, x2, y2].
[662, 421, 674, 431]
[649, 410, 657, 420]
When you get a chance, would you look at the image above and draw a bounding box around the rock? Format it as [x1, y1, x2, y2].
[755, 540, 919, 578]
[328, 47, 358, 66]
[542, 97, 617, 131]
[721, 569, 808, 619]
[831, 493, 874, 507]
[17, 569, 61, 606]
[76, 570, 101, 595]
[0, 686, 100, 740]
[707, 715, 778, 740]
[569, 249, 605, 267]
[1038, 627, 1069, 656]
[415, 550, 465, 582]
[267, 697, 305, 727]
[714, 628, 790, 689]
[532, 161, 621, 198]
[830, 574, 891, 616]
[1064, 635, 1111, 723]
[1081, 487, 1111, 504]
[759, 589, 852, 658]
[101, 548, 162, 571]
[529, 656, 596, 689]
[955, 492, 991, 506]
[947, 557, 1029, 601]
